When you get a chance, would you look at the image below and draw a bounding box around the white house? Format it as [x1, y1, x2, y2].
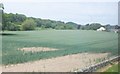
[97, 27, 106, 31]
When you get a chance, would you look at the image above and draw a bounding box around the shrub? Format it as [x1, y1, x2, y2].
[21, 19, 36, 31]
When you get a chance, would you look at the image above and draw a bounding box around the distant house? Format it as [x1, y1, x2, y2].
[97, 27, 106, 31]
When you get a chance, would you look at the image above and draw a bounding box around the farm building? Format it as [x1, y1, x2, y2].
[97, 27, 106, 31]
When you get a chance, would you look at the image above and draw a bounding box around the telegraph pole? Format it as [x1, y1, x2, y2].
[0, 3, 4, 31]
[0, 3, 4, 73]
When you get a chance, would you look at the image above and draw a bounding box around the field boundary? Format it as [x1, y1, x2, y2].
[75, 56, 120, 72]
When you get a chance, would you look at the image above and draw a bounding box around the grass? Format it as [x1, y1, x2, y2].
[105, 64, 119, 72]
[1, 30, 118, 65]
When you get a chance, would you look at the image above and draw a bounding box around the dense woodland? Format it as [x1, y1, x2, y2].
[1, 13, 120, 31]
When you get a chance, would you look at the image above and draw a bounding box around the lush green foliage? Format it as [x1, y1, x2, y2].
[21, 18, 36, 30]
[81, 23, 102, 30]
[2, 30, 118, 65]
[3, 13, 119, 31]
[3, 13, 26, 31]
[2, 13, 77, 31]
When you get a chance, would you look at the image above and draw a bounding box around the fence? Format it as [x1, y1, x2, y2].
[75, 56, 120, 72]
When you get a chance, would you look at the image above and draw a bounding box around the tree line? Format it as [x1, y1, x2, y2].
[1, 13, 119, 31]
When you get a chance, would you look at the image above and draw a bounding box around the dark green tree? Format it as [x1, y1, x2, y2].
[89, 23, 102, 30]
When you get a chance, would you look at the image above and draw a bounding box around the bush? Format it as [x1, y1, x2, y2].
[21, 19, 36, 31]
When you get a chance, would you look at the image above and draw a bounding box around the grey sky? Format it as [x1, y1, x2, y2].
[2, 0, 119, 25]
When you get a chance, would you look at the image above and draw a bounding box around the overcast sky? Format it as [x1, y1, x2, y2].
[1, 0, 119, 25]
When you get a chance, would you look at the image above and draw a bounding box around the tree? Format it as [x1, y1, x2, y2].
[34, 18, 42, 27]
[83, 24, 90, 30]
[2, 13, 26, 31]
[115, 25, 120, 29]
[66, 22, 77, 29]
[77, 25, 81, 29]
[104, 24, 111, 31]
[2, 12, 78, 30]
[89, 23, 102, 30]
[21, 19, 36, 31]
[4, 13, 26, 25]
[83, 23, 102, 30]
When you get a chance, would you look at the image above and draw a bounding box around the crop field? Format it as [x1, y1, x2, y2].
[1, 30, 118, 65]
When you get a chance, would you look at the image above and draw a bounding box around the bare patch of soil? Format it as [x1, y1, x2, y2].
[2, 53, 109, 72]
[18, 47, 58, 52]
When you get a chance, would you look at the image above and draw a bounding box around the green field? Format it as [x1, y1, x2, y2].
[105, 64, 119, 72]
[1, 30, 118, 65]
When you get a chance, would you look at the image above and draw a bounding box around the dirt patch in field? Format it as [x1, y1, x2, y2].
[2, 53, 109, 72]
[18, 47, 58, 52]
